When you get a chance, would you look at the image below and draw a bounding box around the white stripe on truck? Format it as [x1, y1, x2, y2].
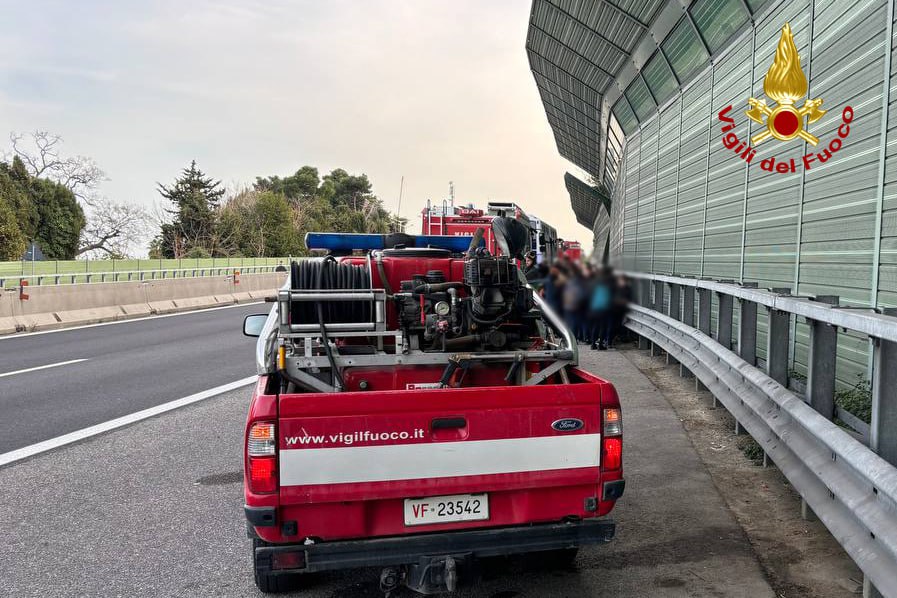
[279, 433, 601, 486]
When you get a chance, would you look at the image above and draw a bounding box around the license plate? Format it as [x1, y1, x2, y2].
[403, 493, 489, 526]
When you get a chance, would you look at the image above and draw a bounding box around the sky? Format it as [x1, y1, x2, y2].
[0, 0, 588, 254]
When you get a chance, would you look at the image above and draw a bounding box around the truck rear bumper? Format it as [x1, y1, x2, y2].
[254, 518, 615, 575]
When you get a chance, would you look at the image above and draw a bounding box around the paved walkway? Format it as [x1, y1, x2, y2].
[0, 348, 775, 597]
[571, 348, 774, 597]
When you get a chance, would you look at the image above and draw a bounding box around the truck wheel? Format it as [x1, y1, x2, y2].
[252, 538, 305, 593]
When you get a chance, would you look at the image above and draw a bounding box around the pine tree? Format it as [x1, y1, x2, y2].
[157, 160, 225, 257]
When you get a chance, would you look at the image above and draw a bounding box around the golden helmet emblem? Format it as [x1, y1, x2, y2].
[746, 23, 826, 145]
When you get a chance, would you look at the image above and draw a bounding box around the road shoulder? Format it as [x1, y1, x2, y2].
[620, 345, 864, 597]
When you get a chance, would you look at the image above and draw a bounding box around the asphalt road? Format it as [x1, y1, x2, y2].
[0, 303, 269, 454]
[0, 348, 776, 597]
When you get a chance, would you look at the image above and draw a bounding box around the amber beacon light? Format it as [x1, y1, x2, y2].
[745, 23, 826, 145]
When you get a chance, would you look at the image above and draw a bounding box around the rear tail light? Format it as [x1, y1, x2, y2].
[603, 408, 621, 437]
[602, 408, 622, 470]
[248, 422, 276, 456]
[248, 422, 278, 493]
[602, 437, 622, 470]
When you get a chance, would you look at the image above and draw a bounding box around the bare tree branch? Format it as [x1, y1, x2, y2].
[5, 131, 107, 204]
[77, 197, 151, 258]
[4, 131, 150, 257]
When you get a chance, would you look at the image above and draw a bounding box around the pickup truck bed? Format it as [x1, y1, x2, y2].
[243, 365, 624, 593]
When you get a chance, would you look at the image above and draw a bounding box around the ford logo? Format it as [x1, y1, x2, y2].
[551, 418, 584, 432]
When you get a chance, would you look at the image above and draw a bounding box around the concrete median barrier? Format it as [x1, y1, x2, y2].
[54, 306, 126, 327]
[120, 303, 153, 317]
[0, 272, 286, 334]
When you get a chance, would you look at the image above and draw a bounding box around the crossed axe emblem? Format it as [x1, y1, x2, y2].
[745, 97, 826, 146]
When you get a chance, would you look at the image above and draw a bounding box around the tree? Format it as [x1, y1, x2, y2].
[156, 160, 225, 258]
[0, 198, 26, 260]
[0, 152, 85, 259]
[5, 131, 149, 257]
[30, 178, 85, 259]
[150, 164, 402, 258]
[79, 197, 149, 258]
[6, 131, 104, 204]
[255, 166, 319, 203]
[218, 190, 303, 257]
[318, 168, 373, 210]
[0, 158, 37, 239]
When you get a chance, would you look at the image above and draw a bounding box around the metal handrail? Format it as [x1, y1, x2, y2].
[625, 271, 897, 596]
[1, 265, 283, 287]
[626, 271, 897, 344]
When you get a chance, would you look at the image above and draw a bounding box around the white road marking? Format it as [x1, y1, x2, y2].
[0, 358, 88, 379]
[0, 375, 257, 467]
[0, 301, 265, 340]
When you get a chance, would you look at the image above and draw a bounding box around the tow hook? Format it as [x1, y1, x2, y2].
[403, 554, 469, 594]
[444, 555, 458, 592]
[380, 566, 402, 596]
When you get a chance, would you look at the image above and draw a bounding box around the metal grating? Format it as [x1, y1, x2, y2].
[526, 0, 667, 180]
[565, 172, 610, 229]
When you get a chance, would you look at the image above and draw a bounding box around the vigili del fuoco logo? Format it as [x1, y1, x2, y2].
[717, 23, 853, 173]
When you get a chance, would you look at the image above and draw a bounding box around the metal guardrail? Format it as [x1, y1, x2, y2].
[624, 272, 897, 596]
[0, 265, 282, 288]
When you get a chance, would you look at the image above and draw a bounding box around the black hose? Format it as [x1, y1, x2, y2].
[411, 282, 463, 294]
[289, 259, 372, 390]
[290, 259, 372, 323]
[465, 300, 512, 325]
[316, 257, 345, 389]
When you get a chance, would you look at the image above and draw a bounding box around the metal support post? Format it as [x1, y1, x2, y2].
[652, 280, 664, 313]
[652, 280, 664, 357]
[698, 287, 712, 336]
[680, 285, 696, 378]
[717, 292, 734, 350]
[667, 284, 681, 320]
[696, 287, 712, 391]
[739, 282, 758, 366]
[871, 308, 897, 468]
[640, 278, 651, 307]
[803, 294, 839, 522]
[866, 309, 897, 594]
[666, 284, 681, 365]
[801, 499, 817, 522]
[806, 295, 840, 420]
[766, 288, 792, 386]
[638, 279, 651, 350]
[682, 286, 695, 326]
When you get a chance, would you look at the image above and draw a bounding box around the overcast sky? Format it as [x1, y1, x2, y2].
[0, 0, 588, 252]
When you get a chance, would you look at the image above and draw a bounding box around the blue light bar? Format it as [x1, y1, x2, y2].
[305, 232, 482, 253]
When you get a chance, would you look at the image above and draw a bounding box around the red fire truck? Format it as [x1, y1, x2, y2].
[241, 224, 624, 594]
[421, 201, 558, 264]
[421, 201, 502, 255]
[559, 240, 583, 262]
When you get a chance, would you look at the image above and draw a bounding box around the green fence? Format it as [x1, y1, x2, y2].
[1, 257, 290, 288]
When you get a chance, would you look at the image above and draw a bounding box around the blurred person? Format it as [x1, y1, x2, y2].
[562, 263, 588, 342]
[605, 274, 633, 348]
[523, 251, 539, 281]
[542, 262, 564, 315]
[588, 266, 613, 350]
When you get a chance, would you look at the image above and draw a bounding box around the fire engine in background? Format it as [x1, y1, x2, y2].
[421, 200, 558, 265]
[558, 240, 583, 262]
[527, 215, 558, 265]
[241, 216, 624, 595]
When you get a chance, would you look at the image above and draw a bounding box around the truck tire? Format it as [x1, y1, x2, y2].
[252, 539, 305, 593]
